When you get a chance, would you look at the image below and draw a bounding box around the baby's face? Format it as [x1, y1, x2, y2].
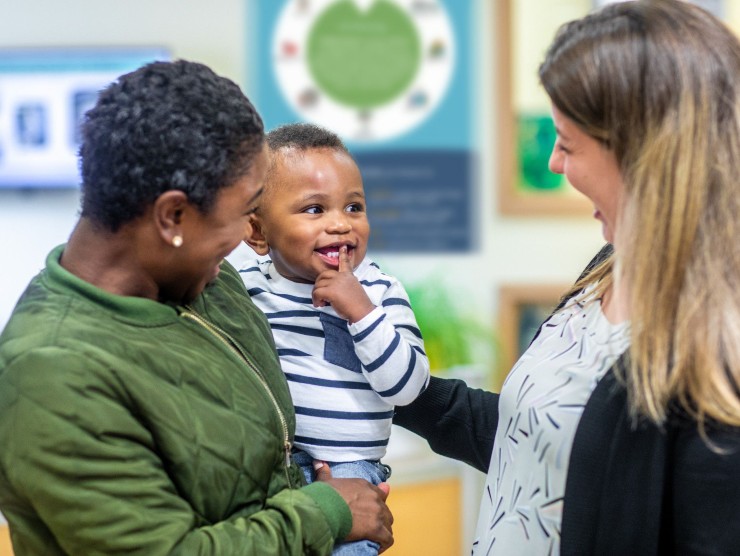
[260, 148, 370, 284]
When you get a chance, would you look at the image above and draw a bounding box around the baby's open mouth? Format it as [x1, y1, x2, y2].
[315, 245, 353, 265]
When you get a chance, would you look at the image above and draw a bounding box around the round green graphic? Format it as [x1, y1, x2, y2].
[307, 0, 421, 109]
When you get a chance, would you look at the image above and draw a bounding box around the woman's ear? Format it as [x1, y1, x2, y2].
[244, 213, 270, 255]
[153, 190, 189, 247]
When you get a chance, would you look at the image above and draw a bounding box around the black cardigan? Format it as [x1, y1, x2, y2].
[393, 246, 740, 555]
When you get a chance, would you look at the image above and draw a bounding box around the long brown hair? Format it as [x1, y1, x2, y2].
[540, 0, 740, 428]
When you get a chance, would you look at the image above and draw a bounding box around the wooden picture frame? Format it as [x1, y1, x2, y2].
[496, 284, 569, 387]
[496, 0, 734, 215]
[495, 0, 594, 216]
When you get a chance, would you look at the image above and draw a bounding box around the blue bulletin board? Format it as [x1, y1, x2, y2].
[0, 47, 169, 189]
[247, 0, 476, 253]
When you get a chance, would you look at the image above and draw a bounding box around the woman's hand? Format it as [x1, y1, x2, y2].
[314, 461, 394, 553]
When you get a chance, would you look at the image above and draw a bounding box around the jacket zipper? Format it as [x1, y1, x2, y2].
[180, 307, 293, 483]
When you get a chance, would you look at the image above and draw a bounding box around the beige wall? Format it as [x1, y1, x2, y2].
[0, 0, 245, 79]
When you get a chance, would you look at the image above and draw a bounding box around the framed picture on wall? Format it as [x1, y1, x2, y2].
[496, 284, 568, 387]
[496, 0, 735, 216]
[0, 46, 170, 189]
[495, 0, 595, 216]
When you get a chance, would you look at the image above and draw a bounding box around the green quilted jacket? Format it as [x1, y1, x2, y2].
[0, 245, 351, 555]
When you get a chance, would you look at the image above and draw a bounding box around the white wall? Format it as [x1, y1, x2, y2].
[0, 189, 80, 326]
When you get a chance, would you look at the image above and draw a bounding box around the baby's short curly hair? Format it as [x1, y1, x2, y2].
[266, 122, 348, 153]
[79, 60, 264, 232]
[261, 122, 353, 200]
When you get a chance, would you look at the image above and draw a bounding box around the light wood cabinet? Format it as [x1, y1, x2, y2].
[386, 477, 462, 555]
[0, 524, 12, 556]
[382, 424, 484, 556]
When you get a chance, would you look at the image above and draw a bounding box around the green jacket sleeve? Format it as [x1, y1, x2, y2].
[0, 348, 348, 556]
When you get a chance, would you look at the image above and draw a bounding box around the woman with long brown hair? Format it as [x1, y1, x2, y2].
[396, 1, 740, 553]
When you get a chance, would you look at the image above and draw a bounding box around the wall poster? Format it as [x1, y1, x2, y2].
[248, 0, 476, 253]
[496, 0, 593, 216]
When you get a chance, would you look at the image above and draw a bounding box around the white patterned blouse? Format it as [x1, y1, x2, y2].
[472, 289, 630, 555]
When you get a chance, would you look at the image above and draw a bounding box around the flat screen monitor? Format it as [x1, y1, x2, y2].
[0, 46, 170, 189]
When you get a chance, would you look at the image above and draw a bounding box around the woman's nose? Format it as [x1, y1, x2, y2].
[549, 142, 564, 175]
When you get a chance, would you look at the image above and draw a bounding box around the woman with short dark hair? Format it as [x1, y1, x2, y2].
[0, 60, 392, 555]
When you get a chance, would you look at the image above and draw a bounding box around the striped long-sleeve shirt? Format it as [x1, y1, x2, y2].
[238, 256, 430, 461]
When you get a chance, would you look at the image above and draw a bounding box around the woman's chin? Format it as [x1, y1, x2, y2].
[601, 223, 614, 245]
[594, 212, 613, 244]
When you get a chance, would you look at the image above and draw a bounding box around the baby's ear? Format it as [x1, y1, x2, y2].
[244, 213, 270, 256]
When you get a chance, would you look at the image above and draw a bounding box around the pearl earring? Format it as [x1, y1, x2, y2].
[172, 235, 183, 248]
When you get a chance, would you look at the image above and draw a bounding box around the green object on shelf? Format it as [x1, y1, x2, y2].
[405, 277, 494, 373]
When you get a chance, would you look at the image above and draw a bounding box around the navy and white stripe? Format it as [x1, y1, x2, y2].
[238, 256, 430, 461]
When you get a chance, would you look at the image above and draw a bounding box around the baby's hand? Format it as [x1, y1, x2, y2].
[312, 246, 375, 323]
